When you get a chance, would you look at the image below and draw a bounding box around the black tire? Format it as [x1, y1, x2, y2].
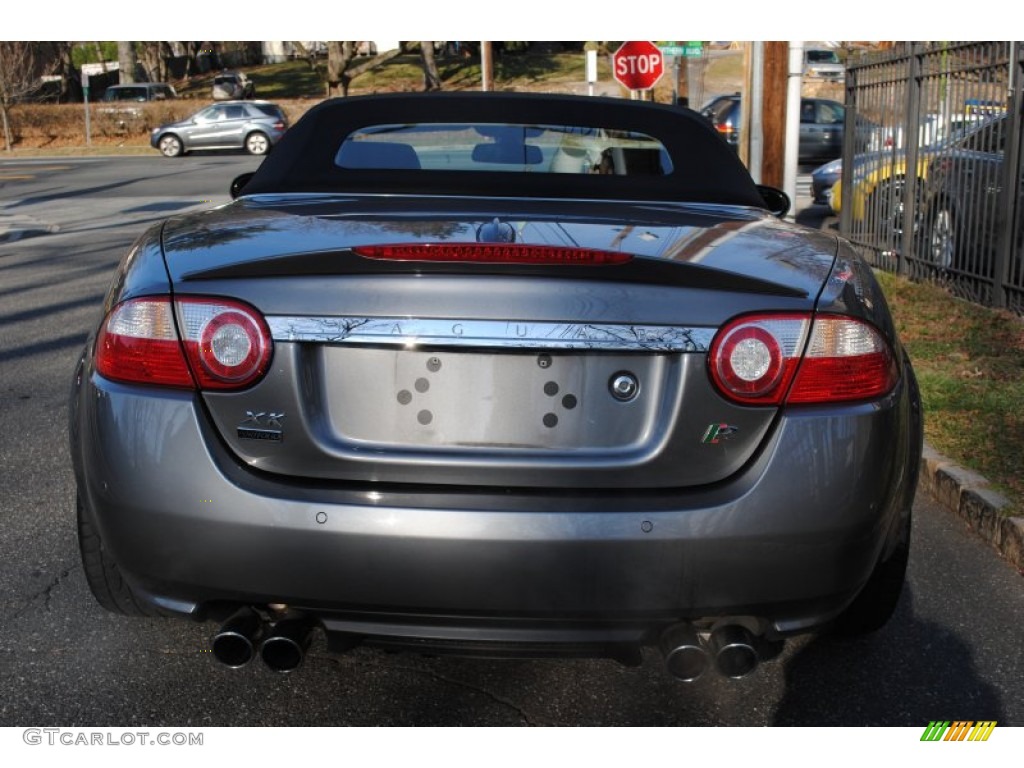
[157, 133, 184, 158]
[244, 131, 270, 156]
[77, 493, 164, 617]
[830, 514, 910, 636]
[832, 363, 921, 637]
[867, 177, 905, 239]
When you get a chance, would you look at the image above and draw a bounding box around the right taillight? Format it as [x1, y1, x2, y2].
[709, 313, 897, 406]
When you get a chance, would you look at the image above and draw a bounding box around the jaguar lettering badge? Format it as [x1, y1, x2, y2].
[238, 411, 284, 442]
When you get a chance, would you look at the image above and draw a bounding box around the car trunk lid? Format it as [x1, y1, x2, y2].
[161, 196, 837, 489]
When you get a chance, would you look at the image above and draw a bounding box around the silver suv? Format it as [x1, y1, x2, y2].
[149, 101, 287, 157]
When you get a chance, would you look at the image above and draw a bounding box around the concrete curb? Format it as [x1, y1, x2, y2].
[920, 443, 1024, 574]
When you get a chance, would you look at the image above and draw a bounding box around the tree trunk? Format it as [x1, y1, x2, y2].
[117, 42, 136, 84]
[420, 42, 442, 91]
[2, 104, 13, 151]
[327, 41, 355, 97]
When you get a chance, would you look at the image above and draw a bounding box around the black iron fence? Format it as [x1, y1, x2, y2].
[839, 42, 1023, 313]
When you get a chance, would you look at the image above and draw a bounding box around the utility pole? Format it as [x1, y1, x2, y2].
[676, 55, 689, 106]
[749, 42, 764, 182]
[739, 43, 753, 167]
[783, 42, 805, 214]
[760, 41, 789, 189]
[481, 42, 494, 92]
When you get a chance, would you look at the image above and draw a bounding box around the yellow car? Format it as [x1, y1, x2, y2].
[830, 152, 930, 238]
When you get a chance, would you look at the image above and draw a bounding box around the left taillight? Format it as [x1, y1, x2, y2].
[709, 313, 897, 406]
[95, 297, 272, 391]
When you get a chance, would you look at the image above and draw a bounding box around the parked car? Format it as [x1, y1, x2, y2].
[149, 101, 288, 157]
[917, 115, 1023, 276]
[827, 113, 1003, 230]
[810, 157, 842, 205]
[102, 83, 177, 103]
[71, 93, 922, 682]
[99, 83, 178, 125]
[830, 150, 931, 238]
[803, 48, 845, 81]
[703, 95, 871, 165]
[212, 71, 255, 100]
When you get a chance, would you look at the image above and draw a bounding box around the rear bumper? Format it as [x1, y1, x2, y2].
[71, 365, 918, 645]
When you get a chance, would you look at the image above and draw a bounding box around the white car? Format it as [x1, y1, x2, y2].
[804, 49, 845, 81]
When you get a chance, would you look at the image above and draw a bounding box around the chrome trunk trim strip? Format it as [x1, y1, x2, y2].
[267, 316, 715, 352]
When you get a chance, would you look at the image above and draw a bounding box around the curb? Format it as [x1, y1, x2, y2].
[920, 443, 1024, 574]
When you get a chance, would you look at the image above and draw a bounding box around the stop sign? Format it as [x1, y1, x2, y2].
[612, 41, 665, 91]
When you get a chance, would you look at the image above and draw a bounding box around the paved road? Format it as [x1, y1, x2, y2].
[1, 156, 1021, 726]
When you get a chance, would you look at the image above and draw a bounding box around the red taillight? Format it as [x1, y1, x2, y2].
[353, 243, 632, 266]
[786, 316, 897, 403]
[714, 123, 732, 135]
[94, 297, 272, 391]
[96, 299, 194, 388]
[709, 313, 897, 406]
[176, 298, 272, 390]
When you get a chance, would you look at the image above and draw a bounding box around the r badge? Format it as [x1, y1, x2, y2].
[702, 423, 738, 444]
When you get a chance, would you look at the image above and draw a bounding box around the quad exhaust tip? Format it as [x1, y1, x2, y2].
[660, 623, 762, 681]
[212, 609, 318, 673]
[211, 607, 263, 668]
[708, 625, 759, 679]
[260, 617, 316, 673]
[660, 624, 711, 682]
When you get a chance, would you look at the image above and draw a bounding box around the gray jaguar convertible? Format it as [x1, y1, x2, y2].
[69, 93, 922, 682]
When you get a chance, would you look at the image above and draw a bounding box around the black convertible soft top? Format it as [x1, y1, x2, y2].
[243, 92, 767, 208]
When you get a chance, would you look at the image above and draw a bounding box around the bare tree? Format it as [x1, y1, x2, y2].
[136, 42, 169, 83]
[326, 41, 355, 96]
[420, 42, 442, 91]
[326, 42, 406, 97]
[117, 42, 137, 84]
[290, 41, 319, 72]
[0, 42, 43, 151]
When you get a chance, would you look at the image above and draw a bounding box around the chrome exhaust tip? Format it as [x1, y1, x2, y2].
[709, 625, 759, 679]
[659, 623, 711, 682]
[212, 607, 263, 669]
[260, 618, 316, 673]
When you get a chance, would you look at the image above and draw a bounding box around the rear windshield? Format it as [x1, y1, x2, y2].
[104, 87, 146, 102]
[335, 123, 673, 176]
[806, 50, 840, 64]
[250, 103, 284, 119]
[242, 93, 767, 208]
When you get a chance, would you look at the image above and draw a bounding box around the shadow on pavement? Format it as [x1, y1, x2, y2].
[773, 586, 1005, 725]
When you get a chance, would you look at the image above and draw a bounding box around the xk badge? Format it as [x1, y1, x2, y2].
[238, 411, 285, 442]
[702, 423, 739, 444]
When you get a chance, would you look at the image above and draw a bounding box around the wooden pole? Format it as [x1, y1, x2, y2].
[481, 42, 494, 92]
[760, 41, 789, 188]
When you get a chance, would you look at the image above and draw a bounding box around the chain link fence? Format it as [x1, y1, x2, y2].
[838, 42, 1023, 313]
